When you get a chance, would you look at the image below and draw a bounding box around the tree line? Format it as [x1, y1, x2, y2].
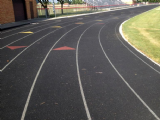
[137, 0, 160, 2]
[57, 0, 84, 4]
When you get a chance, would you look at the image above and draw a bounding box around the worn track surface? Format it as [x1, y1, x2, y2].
[1, 5, 160, 120]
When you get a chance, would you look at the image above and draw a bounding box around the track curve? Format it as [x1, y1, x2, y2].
[1, 5, 160, 120]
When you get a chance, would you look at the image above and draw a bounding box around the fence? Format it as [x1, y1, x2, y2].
[37, 3, 160, 18]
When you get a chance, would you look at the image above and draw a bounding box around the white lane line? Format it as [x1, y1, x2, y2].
[0, 5, 153, 37]
[118, 6, 160, 68]
[0, 14, 109, 49]
[21, 21, 94, 120]
[120, 21, 160, 68]
[0, 20, 74, 49]
[98, 24, 160, 120]
[1, 24, 34, 34]
[116, 23, 160, 74]
[1, 20, 61, 39]
[0, 23, 74, 72]
[76, 24, 97, 120]
[1, 20, 55, 34]
[0, 16, 108, 71]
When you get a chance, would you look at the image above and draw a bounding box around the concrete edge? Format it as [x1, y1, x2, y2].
[119, 7, 160, 67]
[42, 4, 153, 22]
[0, 22, 30, 30]
[0, 4, 158, 30]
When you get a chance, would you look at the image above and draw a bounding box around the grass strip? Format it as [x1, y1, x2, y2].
[122, 6, 160, 64]
[39, 9, 107, 18]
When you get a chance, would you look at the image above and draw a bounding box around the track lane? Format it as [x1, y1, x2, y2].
[0, 7, 128, 40]
[98, 10, 160, 119]
[1, 5, 160, 120]
[0, 14, 128, 71]
[1, 11, 129, 120]
[2, 17, 103, 120]
[76, 18, 156, 120]
[21, 15, 121, 120]
[0, 20, 79, 48]
[0, 21, 81, 71]
[0, 14, 102, 39]
[116, 22, 160, 74]
[22, 6, 157, 119]
[1, 19, 62, 34]
[1, 20, 61, 39]
[99, 23, 160, 120]
[0, 13, 113, 49]
[1, 23, 83, 120]
[23, 22, 97, 120]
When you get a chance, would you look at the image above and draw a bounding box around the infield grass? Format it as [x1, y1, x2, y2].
[122, 6, 160, 64]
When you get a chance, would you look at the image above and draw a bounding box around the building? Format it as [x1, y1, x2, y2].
[0, 0, 38, 24]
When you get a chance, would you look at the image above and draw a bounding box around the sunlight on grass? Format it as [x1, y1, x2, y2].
[123, 6, 160, 64]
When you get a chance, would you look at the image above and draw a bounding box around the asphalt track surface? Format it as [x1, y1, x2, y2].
[1, 5, 160, 120]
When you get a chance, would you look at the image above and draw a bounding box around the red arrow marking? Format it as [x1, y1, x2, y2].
[53, 46, 75, 50]
[7, 46, 27, 50]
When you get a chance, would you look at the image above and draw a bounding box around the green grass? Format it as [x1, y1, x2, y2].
[50, 10, 99, 17]
[123, 6, 160, 64]
[38, 8, 107, 18]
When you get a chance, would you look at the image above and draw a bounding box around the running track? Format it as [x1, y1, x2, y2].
[1, 5, 160, 120]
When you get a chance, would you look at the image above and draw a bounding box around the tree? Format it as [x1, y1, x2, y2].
[64, 0, 69, 3]
[57, 0, 64, 14]
[65, 0, 72, 4]
[72, 0, 75, 4]
[38, 0, 49, 17]
[38, 0, 49, 8]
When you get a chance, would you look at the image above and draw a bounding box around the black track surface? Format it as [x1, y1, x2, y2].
[1, 5, 160, 120]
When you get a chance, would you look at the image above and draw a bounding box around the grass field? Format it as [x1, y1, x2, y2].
[38, 8, 106, 18]
[122, 6, 160, 64]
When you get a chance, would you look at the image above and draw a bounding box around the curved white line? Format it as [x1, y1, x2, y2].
[116, 22, 160, 74]
[0, 15, 111, 71]
[1, 24, 34, 34]
[0, 29, 58, 72]
[1, 4, 155, 38]
[99, 24, 160, 120]
[119, 21, 160, 68]
[1, 20, 59, 34]
[76, 24, 97, 120]
[20, 21, 95, 120]
[1, 21, 60, 39]
[0, 22, 75, 72]
[118, 6, 160, 68]
[0, 20, 75, 49]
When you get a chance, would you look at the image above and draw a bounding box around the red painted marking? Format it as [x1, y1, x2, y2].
[97, 23, 104, 24]
[7, 46, 27, 50]
[53, 46, 75, 50]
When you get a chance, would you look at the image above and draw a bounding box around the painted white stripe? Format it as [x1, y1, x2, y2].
[0, 23, 73, 72]
[21, 21, 94, 120]
[1, 20, 62, 34]
[118, 8, 160, 68]
[118, 22, 160, 73]
[1, 24, 35, 34]
[41, 4, 158, 22]
[0, 15, 108, 71]
[117, 6, 160, 72]
[76, 24, 97, 120]
[0, 29, 57, 72]
[0, 20, 75, 49]
[1, 4, 155, 35]
[1, 21, 60, 39]
[98, 24, 160, 120]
